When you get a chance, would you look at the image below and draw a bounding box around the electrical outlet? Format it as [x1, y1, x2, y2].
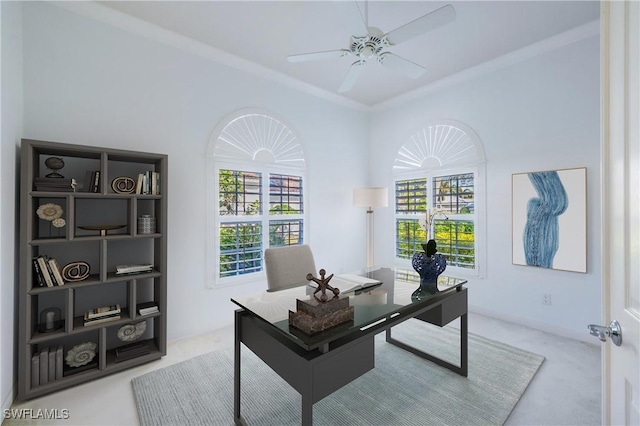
[543, 294, 552, 305]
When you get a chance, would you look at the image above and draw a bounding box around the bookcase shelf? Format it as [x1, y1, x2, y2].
[18, 139, 167, 401]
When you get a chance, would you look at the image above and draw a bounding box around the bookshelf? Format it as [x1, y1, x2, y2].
[18, 139, 167, 400]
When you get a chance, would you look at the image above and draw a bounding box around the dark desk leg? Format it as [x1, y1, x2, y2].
[301, 387, 313, 426]
[460, 313, 468, 377]
[234, 310, 247, 426]
[386, 319, 468, 377]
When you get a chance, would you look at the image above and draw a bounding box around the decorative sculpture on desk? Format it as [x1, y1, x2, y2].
[306, 268, 340, 302]
[411, 239, 447, 301]
[289, 268, 353, 335]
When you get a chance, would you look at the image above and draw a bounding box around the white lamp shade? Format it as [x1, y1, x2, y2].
[353, 187, 388, 208]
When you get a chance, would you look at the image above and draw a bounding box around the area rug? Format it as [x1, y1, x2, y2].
[132, 320, 544, 426]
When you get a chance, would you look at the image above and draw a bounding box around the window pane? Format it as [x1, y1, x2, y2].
[433, 173, 474, 214]
[269, 219, 303, 246]
[219, 170, 262, 216]
[395, 178, 427, 214]
[434, 220, 475, 269]
[396, 219, 427, 259]
[219, 222, 262, 277]
[269, 174, 303, 214]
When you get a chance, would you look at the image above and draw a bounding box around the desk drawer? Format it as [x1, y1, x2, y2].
[415, 289, 467, 326]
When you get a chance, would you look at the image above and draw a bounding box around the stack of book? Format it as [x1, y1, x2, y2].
[114, 341, 150, 363]
[137, 301, 159, 316]
[32, 256, 65, 287]
[84, 304, 121, 326]
[34, 177, 77, 192]
[82, 170, 101, 193]
[115, 264, 153, 275]
[31, 346, 63, 387]
[135, 171, 161, 195]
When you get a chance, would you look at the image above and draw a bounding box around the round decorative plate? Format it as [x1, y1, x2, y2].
[65, 342, 97, 367]
[117, 321, 146, 342]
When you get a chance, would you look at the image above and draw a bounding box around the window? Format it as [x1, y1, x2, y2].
[393, 123, 485, 276]
[207, 110, 306, 286]
[394, 172, 475, 269]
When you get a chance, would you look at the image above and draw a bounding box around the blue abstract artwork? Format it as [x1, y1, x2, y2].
[512, 168, 587, 273]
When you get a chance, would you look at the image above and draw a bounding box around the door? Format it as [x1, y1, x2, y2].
[601, 1, 640, 424]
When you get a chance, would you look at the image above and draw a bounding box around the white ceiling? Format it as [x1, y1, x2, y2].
[98, 1, 600, 107]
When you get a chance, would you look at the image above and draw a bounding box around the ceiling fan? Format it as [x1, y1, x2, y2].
[287, 2, 456, 93]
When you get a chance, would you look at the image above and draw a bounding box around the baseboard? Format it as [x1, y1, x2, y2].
[468, 304, 599, 346]
[2, 385, 15, 415]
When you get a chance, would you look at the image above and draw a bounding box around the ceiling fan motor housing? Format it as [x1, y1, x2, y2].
[350, 27, 388, 60]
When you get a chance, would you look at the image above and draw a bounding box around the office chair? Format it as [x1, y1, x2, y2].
[264, 244, 317, 292]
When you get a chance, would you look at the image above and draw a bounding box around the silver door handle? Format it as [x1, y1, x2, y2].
[587, 320, 622, 346]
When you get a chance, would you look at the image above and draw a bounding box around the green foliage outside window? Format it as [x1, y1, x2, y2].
[434, 220, 475, 268]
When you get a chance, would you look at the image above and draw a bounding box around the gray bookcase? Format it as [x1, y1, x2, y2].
[18, 139, 167, 400]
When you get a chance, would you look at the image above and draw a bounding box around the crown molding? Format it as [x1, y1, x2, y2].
[372, 19, 600, 111]
[49, 1, 369, 112]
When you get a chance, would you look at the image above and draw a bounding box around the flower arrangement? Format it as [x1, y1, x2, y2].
[418, 208, 449, 240]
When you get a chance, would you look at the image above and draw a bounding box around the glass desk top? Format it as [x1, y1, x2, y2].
[231, 267, 467, 351]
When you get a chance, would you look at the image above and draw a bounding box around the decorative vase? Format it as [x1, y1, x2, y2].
[411, 240, 447, 301]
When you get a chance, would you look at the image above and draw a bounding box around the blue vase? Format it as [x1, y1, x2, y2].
[411, 243, 447, 301]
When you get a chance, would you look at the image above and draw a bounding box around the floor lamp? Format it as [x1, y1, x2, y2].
[353, 187, 388, 268]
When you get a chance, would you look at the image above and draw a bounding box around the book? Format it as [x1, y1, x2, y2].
[155, 172, 160, 195]
[93, 170, 101, 193]
[39, 347, 49, 385]
[115, 264, 153, 274]
[34, 177, 75, 192]
[31, 354, 39, 387]
[85, 304, 121, 319]
[83, 314, 121, 326]
[115, 341, 150, 363]
[43, 257, 58, 286]
[83, 171, 94, 192]
[47, 257, 65, 286]
[151, 172, 157, 195]
[136, 173, 144, 194]
[32, 258, 45, 287]
[48, 349, 56, 382]
[137, 301, 158, 315]
[55, 346, 63, 380]
[36, 256, 54, 287]
[308, 274, 383, 294]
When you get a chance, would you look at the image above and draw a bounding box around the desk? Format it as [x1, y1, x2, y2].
[231, 267, 467, 425]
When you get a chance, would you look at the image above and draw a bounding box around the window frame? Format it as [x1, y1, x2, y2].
[393, 165, 484, 278]
[210, 160, 308, 287]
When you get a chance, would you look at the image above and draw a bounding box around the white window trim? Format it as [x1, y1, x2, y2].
[393, 165, 485, 279]
[391, 121, 487, 279]
[206, 109, 307, 288]
[208, 160, 308, 287]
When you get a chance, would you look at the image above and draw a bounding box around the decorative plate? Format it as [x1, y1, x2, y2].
[65, 342, 97, 367]
[117, 321, 146, 342]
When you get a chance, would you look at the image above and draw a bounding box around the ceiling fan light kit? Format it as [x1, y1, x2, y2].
[287, 3, 456, 93]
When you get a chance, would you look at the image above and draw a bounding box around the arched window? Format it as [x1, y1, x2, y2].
[393, 121, 486, 277]
[207, 109, 307, 287]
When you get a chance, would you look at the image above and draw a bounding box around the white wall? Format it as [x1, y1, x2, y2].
[1, 0, 23, 412]
[369, 36, 601, 338]
[20, 2, 370, 341]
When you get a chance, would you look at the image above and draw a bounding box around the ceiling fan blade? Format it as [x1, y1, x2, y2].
[385, 4, 456, 45]
[333, 0, 369, 36]
[338, 61, 366, 92]
[287, 49, 351, 63]
[378, 53, 426, 79]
